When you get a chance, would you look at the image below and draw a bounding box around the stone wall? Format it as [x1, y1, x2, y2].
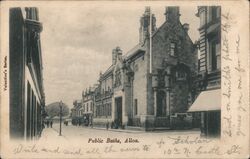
[132, 54, 148, 116]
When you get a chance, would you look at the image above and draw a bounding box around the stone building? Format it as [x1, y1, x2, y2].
[82, 86, 96, 126]
[9, 7, 46, 139]
[92, 6, 197, 130]
[72, 100, 83, 118]
[188, 6, 221, 137]
[93, 65, 114, 127]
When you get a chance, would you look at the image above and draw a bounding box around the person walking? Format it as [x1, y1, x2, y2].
[46, 120, 49, 128]
[50, 121, 53, 128]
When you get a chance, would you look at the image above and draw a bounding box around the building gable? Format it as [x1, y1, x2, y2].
[152, 20, 196, 74]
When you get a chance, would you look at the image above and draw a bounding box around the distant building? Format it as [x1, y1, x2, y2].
[82, 86, 96, 126]
[72, 100, 82, 118]
[188, 6, 221, 137]
[9, 7, 45, 139]
[93, 7, 197, 130]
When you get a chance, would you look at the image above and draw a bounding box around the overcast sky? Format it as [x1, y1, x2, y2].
[39, 4, 199, 108]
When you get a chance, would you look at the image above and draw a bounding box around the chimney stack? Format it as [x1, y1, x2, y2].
[139, 7, 156, 44]
[112, 46, 122, 65]
[164, 6, 180, 22]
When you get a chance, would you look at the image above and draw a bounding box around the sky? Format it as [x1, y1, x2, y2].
[39, 3, 199, 108]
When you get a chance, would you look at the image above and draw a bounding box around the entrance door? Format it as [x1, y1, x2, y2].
[157, 91, 166, 116]
[115, 97, 122, 127]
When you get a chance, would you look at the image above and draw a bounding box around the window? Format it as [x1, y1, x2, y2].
[134, 99, 138, 115]
[209, 7, 217, 21]
[26, 82, 31, 137]
[102, 104, 104, 116]
[216, 7, 221, 18]
[104, 104, 106, 116]
[216, 43, 221, 69]
[170, 42, 176, 56]
[108, 104, 112, 116]
[200, 10, 206, 26]
[176, 71, 187, 80]
[115, 70, 122, 87]
[209, 39, 220, 71]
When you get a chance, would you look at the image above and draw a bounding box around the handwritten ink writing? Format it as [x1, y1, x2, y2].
[168, 136, 211, 145]
[236, 115, 245, 136]
[222, 36, 232, 61]
[63, 148, 82, 155]
[86, 148, 100, 154]
[13, 144, 39, 154]
[183, 147, 191, 157]
[223, 115, 232, 137]
[226, 145, 241, 155]
[40, 146, 60, 154]
[142, 145, 151, 151]
[237, 93, 246, 112]
[120, 147, 140, 152]
[195, 146, 222, 155]
[156, 138, 165, 148]
[3, 56, 7, 91]
[104, 145, 116, 153]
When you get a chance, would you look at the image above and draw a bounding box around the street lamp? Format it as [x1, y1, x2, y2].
[59, 101, 62, 136]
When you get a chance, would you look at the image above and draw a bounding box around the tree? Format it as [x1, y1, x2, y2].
[45, 102, 69, 118]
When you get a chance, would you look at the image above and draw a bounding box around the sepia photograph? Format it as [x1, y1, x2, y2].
[0, 1, 249, 158]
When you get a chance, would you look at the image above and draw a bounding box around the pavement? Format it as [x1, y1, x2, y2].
[37, 126, 68, 144]
[38, 123, 201, 142]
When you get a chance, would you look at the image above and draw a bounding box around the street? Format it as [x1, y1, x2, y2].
[32, 124, 220, 158]
[39, 123, 201, 143]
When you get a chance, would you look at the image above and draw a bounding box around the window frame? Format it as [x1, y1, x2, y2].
[170, 42, 177, 57]
[134, 99, 138, 116]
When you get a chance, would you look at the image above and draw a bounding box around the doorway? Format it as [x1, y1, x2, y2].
[115, 97, 122, 127]
[156, 91, 166, 116]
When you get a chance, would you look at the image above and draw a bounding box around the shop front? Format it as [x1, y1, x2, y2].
[188, 89, 221, 137]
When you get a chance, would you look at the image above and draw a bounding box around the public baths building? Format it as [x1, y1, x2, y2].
[92, 7, 198, 130]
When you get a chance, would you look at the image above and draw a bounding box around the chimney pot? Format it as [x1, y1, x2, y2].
[183, 23, 189, 32]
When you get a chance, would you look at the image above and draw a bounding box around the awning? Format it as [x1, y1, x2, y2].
[188, 89, 221, 112]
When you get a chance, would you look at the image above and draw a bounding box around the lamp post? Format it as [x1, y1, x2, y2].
[59, 101, 62, 136]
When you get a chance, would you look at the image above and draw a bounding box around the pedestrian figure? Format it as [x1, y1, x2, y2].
[42, 121, 45, 129]
[46, 121, 49, 128]
[106, 121, 109, 130]
[50, 121, 53, 128]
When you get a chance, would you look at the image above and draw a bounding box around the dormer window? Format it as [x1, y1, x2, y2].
[170, 42, 176, 56]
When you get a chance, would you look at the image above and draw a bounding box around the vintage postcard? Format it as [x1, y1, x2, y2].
[0, 0, 249, 158]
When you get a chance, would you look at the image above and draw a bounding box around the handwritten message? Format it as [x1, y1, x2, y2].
[12, 136, 242, 158]
[2, 56, 7, 91]
[221, 9, 247, 141]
